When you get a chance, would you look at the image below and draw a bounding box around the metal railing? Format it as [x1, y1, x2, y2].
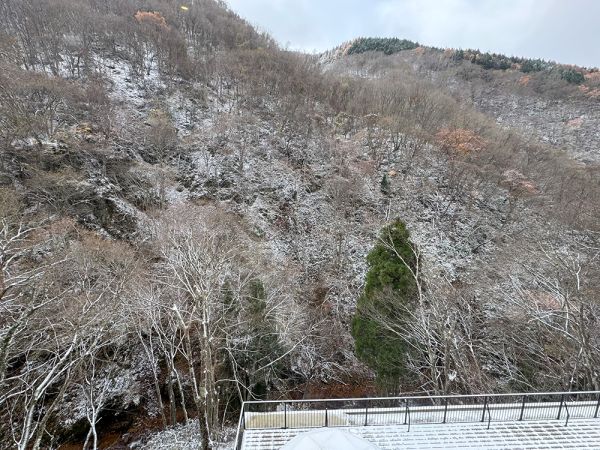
[234, 391, 600, 450]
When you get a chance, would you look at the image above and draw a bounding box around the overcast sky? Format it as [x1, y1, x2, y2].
[225, 0, 600, 68]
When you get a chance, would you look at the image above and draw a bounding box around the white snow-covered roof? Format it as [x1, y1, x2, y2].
[280, 428, 380, 450]
[242, 419, 600, 450]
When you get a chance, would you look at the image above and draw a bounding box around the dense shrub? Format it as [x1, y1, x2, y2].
[520, 58, 548, 73]
[560, 68, 585, 84]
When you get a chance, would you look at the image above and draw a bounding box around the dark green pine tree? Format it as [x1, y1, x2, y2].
[239, 280, 285, 399]
[380, 174, 391, 196]
[351, 219, 418, 389]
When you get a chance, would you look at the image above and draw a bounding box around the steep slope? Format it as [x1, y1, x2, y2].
[0, 3, 599, 449]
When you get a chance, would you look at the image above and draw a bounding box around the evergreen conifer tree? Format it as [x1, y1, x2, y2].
[380, 174, 390, 196]
[351, 220, 418, 389]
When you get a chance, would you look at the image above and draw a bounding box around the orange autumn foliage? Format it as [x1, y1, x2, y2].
[518, 75, 531, 86]
[584, 71, 600, 82]
[134, 11, 169, 30]
[435, 128, 486, 155]
[414, 46, 426, 56]
[579, 84, 600, 99]
[501, 169, 538, 196]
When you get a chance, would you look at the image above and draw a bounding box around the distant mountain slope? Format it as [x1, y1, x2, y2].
[327, 36, 597, 77]
[323, 38, 600, 164]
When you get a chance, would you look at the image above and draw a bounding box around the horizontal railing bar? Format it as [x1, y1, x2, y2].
[243, 400, 599, 418]
[242, 391, 600, 406]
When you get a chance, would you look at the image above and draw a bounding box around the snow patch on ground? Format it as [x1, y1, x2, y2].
[141, 421, 236, 450]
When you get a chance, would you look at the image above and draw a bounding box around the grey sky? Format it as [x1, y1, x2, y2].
[225, 0, 600, 68]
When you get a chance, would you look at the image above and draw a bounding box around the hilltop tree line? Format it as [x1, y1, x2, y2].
[343, 37, 589, 84]
[347, 37, 419, 56]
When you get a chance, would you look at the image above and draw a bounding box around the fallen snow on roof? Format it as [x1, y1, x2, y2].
[280, 428, 381, 450]
[242, 419, 600, 449]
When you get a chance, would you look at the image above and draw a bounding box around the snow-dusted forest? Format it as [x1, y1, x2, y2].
[0, 1, 599, 448]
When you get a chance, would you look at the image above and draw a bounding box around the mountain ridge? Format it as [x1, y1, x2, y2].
[323, 36, 599, 73]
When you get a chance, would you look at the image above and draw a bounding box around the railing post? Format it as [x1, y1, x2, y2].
[519, 395, 526, 421]
[443, 398, 448, 424]
[594, 394, 600, 419]
[557, 394, 565, 420]
[284, 403, 287, 429]
[325, 407, 328, 427]
[481, 396, 488, 422]
[365, 402, 369, 426]
[235, 403, 246, 450]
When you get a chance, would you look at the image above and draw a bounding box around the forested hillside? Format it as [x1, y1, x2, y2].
[0, 1, 599, 449]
